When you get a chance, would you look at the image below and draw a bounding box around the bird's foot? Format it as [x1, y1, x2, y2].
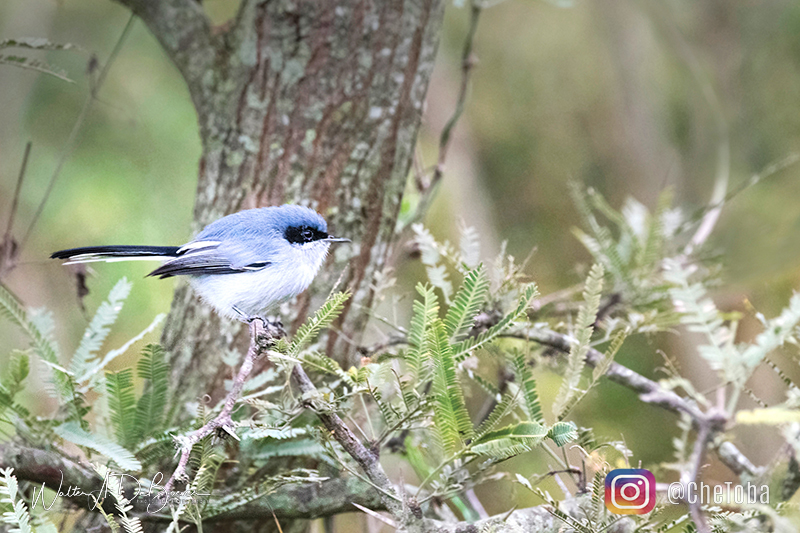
[232, 306, 268, 328]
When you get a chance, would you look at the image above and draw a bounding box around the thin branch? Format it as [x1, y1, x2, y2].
[20, 14, 136, 249]
[0, 142, 31, 278]
[683, 410, 726, 533]
[290, 363, 404, 518]
[510, 327, 764, 478]
[403, 1, 482, 230]
[4, 142, 30, 239]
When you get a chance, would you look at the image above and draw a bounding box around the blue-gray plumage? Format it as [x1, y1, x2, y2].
[51, 204, 349, 320]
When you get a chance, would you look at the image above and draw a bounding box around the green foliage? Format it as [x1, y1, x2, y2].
[471, 421, 548, 459]
[91, 464, 143, 533]
[53, 422, 141, 471]
[4, 183, 800, 531]
[406, 283, 439, 381]
[546, 421, 578, 447]
[473, 392, 517, 441]
[288, 291, 350, 358]
[510, 349, 543, 424]
[134, 344, 168, 441]
[553, 263, 604, 419]
[105, 368, 137, 448]
[444, 265, 490, 341]
[665, 259, 800, 390]
[430, 318, 473, 453]
[452, 283, 539, 361]
[0, 351, 30, 422]
[0, 284, 86, 427]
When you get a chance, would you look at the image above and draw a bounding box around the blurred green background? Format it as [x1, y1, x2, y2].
[2, 0, 800, 523]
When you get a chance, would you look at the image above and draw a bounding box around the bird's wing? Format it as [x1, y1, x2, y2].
[147, 240, 271, 279]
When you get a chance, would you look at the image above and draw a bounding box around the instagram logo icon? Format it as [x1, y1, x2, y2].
[605, 469, 656, 514]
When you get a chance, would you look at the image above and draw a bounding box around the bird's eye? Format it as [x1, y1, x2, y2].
[302, 228, 314, 242]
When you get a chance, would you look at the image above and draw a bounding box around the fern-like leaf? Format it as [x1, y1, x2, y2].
[106, 369, 137, 448]
[0, 284, 86, 425]
[430, 319, 473, 453]
[553, 264, 604, 419]
[1, 350, 29, 400]
[471, 422, 548, 460]
[636, 188, 673, 270]
[92, 464, 143, 533]
[71, 278, 132, 378]
[592, 328, 627, 382]
[0, 468, 33, 533]
[289, 292, 349, 358]
[54, 421, 141, 471]
[453, 283, 539, 362]
[444, 265, 490, 341]
[248, 439, 334, 465]
[459, 225, 481, 269]
[547, 421, 578, 447]
[510, 349, 543, 424]
[134, 344, 169, 441]
[406, 284, 439, 381]
[474, 392, 517, 441]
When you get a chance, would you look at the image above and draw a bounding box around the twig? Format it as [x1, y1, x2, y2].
[162, 319, 273, 495]
[20, 14, 136, 249]
[402, 1, 482, 230]
[684, 411, 726, 533]
[0, 142, 31, 278]
[4, 142, 30, 239]
[464, 488, 489, 520]
[291, 362, 404, 518]
[351, 502, 398, 528]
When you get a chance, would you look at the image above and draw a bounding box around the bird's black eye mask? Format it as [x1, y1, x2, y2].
[285, 225, 328, 244]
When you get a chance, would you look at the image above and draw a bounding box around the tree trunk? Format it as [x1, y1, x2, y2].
[118, 0, 445, 420]
[110, 1, 445, 529]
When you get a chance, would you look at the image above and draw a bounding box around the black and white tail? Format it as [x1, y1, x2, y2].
[50, 245, 181, 264]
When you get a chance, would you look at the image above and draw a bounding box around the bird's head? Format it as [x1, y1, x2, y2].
[274, 205, 350, 247]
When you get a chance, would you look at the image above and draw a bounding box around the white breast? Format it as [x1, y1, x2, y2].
[187, 241, 330, 319]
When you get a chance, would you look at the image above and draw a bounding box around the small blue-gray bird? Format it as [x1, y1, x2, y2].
[51, 204, 349, 321]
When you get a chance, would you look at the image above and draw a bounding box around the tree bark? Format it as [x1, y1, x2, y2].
[115, 0, 445, 419]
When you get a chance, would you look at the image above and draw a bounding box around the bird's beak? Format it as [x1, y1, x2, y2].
[325, 236, 351, 243]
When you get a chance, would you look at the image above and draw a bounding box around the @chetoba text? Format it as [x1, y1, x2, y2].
[605, 469, 656, 514]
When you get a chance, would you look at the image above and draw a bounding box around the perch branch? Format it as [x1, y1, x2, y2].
[162, 319, 272, 495]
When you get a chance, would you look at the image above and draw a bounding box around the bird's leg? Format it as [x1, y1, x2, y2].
[232, 305, 267, 328]
[160, 319, 275, 498]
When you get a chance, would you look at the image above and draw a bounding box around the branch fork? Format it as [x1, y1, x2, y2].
[161, 319, 275, 496]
